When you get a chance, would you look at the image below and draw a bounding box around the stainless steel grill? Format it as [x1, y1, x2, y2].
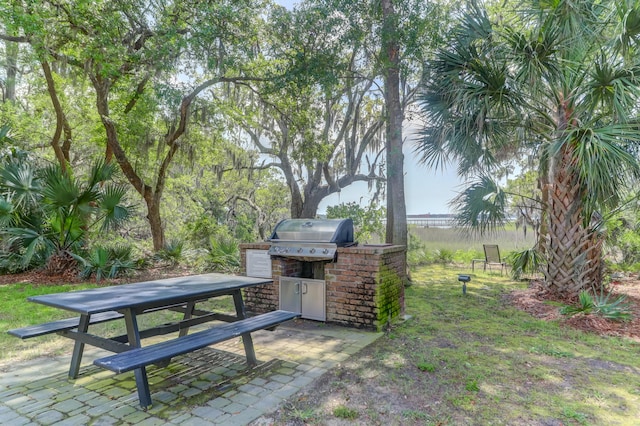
[267, 218, 355, 261]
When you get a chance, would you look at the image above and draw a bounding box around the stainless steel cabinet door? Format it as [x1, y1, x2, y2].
[279, 277, 302, 314]
[301, 279, 326, 321]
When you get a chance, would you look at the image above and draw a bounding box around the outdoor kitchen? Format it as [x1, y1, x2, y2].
[239, 218, 406, 331]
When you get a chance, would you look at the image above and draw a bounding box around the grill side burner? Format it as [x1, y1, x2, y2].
[267, 218, 355, 261]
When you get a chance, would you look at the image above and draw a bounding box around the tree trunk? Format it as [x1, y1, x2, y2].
[381, 0, 407, 249]
[4, 38, 17, 102]
[300, 192, 323, 219]
[544, 143, 600, 298]
[146, 197, 165, 251]
[41, 61, 71, 170]
[91, 76, 167, 251]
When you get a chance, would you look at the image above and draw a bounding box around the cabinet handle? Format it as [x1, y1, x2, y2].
[295, 282, 300, 294]
[302, 283, 308, 294]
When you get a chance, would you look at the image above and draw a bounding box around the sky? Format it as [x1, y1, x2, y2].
[275, 0, 462, 215]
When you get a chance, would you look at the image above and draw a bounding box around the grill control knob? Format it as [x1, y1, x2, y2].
[297, 248, 303, 253]
[322, 248, 329, 254]
[309, 248, 316, 254]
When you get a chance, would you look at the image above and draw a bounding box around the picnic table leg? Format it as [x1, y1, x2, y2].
[232, 290, 257, 367]
[68, 314, 91, 379]
[179, 301, 196, 337]
[123, 309, 153, 409]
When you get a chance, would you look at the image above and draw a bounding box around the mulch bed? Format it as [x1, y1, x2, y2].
[508, 275, 640, 343]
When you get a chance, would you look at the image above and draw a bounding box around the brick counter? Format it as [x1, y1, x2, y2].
[240, 243, 406, 331]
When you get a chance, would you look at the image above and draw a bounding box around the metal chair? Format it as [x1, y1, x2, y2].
[471, 244, 507, 275]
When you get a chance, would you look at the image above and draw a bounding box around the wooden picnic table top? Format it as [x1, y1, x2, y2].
[27, 273, 273, 315]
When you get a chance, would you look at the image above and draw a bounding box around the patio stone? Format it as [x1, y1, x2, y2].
[0, 321, 381, 425]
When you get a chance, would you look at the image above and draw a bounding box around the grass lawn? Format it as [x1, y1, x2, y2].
[270, 264, 640, 425]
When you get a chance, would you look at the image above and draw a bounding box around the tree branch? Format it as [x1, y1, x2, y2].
[0, 34, 29, 43]
[41, 60, 70, 170]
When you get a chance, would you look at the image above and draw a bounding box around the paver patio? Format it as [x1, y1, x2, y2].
[0, 320, 381, 425]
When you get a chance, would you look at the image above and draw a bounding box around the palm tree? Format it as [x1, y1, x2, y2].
[0, 158, 132, 274]
[418, 1, 640, 298]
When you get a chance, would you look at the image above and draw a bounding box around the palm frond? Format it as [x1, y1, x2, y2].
[40, 165, 79, 209]
[566, 124, 640, 219]
[0, 162, 41, 209]
[87, 159, 116, 188]
[0, 196, 15, 228]
[450, 175, 508, 236]
[99, 184, 133, 231]
[4, 227, 52, 268]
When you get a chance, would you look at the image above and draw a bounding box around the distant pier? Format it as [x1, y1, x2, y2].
[380, 215, 457, 228]
[407, 217, 455, 227]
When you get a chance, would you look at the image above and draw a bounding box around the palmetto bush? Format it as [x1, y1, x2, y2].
[0, 158, 132, 274]
[154, 239, 184, 265]
[561, 287, 632, 322]
[73, 244, 135, 281]
[207, 236, 240, 273]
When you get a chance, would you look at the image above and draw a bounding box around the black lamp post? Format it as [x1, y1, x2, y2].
[458, 274, 471, 295]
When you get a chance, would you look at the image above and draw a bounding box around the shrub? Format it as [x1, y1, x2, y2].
[207, 236, 240, 273]
[454, 249, 483, 265]
[618, 230, 640, 265]
[74, 244, 135, 281]
[434, 248, 454, 264]
[0, 159, 132, 273]
[560, 288, 632, 322]
[154, 239, 184, 265]
[407, 248, 433, 269]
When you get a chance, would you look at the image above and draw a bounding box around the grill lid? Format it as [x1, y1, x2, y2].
[267, 218, 354, 260]
[268, 218, 354, 243]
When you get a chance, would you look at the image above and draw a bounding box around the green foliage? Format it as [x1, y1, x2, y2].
[605, 211, 640, 267]
[333, 405, 359, 420]
[407, 249, 433, 269]
[325, 202, 385, 243]
[73, 244, 135, 282]
[0, 250, 25, 274]
[407, 232, 433, 269]
[560, 289, 632, 322]
[417, 362, 436, 372]
[507, 247, 545, 280]
[419, 0, 640, 296]
[184, 215, 228, 249]
[286, 406, 317, 422]
[434, 248, 454, 264]
[451, 176, 509, 236]
[455, 248, 484, 265]
[206, 236, 240, 274]
[465, 380, 480, 392]
[0, 158, 132, 272]
[155, 239, 184, 265]
[617, 230, 640, 265]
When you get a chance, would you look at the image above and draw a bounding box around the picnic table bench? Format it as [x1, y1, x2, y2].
[8, 311, 125, 339]
[8, 273, 299, 408]
[94, 309, 299, 407]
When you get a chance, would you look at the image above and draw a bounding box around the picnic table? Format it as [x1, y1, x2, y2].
[8, 273, 299, 408]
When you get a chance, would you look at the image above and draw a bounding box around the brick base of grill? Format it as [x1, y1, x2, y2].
[240, 243, 406, 331]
